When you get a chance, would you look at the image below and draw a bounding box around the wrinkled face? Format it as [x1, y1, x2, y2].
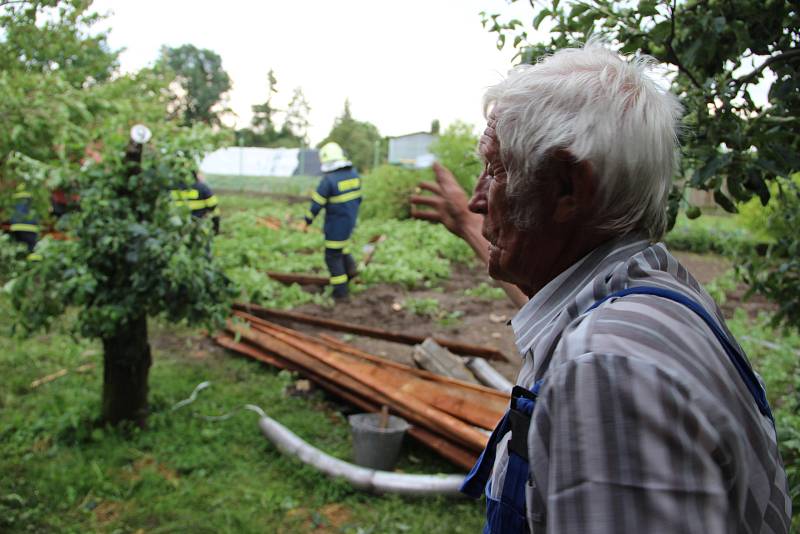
[468, 115, 532, 287]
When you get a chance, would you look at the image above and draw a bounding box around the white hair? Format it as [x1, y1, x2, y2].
[483, 41, 683, 240]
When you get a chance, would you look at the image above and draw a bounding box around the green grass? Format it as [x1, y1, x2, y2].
[205, 174, 319, 196]
[0, 298, 484, 533]
[3, 193, 798, 531]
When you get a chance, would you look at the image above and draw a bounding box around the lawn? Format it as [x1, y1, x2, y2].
[2, 192, 798, 532]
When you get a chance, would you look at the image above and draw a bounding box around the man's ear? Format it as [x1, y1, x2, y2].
[551, 151, 596, 223]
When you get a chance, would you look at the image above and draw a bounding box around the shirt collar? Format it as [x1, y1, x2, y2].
[511, 234, 651, 356]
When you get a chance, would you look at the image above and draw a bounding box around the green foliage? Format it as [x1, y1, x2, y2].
[320, 99, 384, 173]
[664, 213, 760, 256]
[403, 297, 440, 317]
[483, 0, 800, 327]
[430, 120, 481, 193]
[402, 296, 464, 327]
[158, 44, 232, 126]
[0, 0, 119, 88]
[236, 70, 310, 148]
[214, 193, 474, 307]
[359, 165, 431, 221]
[0, 233, 26, 282]
[0, 299, 485, 532]
[463, 282, 507, 301]
[726, 310, 800, 529]
[8, 127, 235, 339]
[739, 176, 800, 328]
[704, 268, 738, 305]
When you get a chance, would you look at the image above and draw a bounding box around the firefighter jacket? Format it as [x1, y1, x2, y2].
[305, 166, 361, 248]
[9, 187, 39, 235]
[170, 181, 220, 234]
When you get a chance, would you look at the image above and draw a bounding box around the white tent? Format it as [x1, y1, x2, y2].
[200, 147, 316, 177]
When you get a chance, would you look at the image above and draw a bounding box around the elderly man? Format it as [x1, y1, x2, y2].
[414, 44, 790, 533]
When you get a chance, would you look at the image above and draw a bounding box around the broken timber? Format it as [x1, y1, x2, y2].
[233, 301, 510, 362]
[215, 312, 510, 469]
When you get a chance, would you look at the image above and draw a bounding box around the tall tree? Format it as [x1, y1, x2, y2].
[250, 69, 279, 135]
[283, 86, 311, 145]
[320, 99, 383, 172]
[158, 44, 231, 126]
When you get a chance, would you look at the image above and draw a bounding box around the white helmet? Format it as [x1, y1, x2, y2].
[319, 142, 352, 172]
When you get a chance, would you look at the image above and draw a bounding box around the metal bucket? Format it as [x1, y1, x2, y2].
[348, 413, 410, 471]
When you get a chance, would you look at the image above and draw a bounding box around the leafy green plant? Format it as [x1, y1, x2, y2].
[8, 127, 234, 426]
[403, 297, 441, 317]
[463, 282, 507, 301]
[739, 176, 800, 328]
[704, 269, 738, 305]
[359, 164, 432, 221]
[664, 213, 759, 256]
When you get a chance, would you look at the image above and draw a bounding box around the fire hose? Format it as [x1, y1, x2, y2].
[171, 382, 466, 496]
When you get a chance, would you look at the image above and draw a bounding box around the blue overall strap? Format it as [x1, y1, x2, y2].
[586, 286, 774, 422]
[461, 412, 510, 498]
[461, 381, 543, 499]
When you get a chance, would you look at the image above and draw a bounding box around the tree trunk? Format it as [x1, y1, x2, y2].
[101, 314, 152, 427]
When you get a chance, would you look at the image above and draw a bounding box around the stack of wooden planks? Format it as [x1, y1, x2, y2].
[214, 309, 510, 470]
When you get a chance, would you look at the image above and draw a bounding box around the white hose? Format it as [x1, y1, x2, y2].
[172, 382, 466, 496]
[258, 416, 466, 496]
[465, 357, 513, 393]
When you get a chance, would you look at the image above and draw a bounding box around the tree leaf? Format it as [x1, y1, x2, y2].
[533, 9, 551, 30]
[713, 189, 738, 213]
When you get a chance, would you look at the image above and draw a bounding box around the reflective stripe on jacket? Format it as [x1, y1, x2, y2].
[306, 166, 361, 243]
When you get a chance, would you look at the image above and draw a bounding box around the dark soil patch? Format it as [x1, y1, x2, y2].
[284, 262, 522, 380]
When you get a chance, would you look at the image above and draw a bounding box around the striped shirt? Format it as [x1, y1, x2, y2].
[493, 235, 791, 533]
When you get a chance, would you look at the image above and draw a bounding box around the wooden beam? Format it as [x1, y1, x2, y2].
[214, 332, 477, 469]
[233, 302, 510, 362]
[266, 272, 329, 286]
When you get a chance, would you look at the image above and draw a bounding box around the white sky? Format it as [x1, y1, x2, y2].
[93, 0, 536, 145]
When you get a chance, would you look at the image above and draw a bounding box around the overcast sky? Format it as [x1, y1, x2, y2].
[93, 0, 537, 145]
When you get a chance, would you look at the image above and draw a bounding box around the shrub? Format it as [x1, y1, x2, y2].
[664, 213, 759, 257]
[740, 175, 800, 329]
[430, 120, 481, 193]
[359, 165, 432, 221]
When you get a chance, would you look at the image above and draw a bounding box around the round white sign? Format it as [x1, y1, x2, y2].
[130, 124, 152, 144]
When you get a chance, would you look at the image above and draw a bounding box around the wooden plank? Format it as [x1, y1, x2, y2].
[214, 332, 477, 469]
[245, 321, 490, 451]
[227, 322, 482, 451]
[413, 338, 480, 384]
[236, 311, 508, 415]
[253, 320, 501, 428]
[317, 333, 509, 401]
[233, 302, 510, 362]
[266, 272, 329, 286]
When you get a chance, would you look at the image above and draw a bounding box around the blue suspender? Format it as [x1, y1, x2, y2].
[586, 286, 774, 422]
[461, 286, 775, 531]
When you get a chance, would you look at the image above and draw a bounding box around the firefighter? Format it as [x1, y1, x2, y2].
[8, 183, 42, 261]
[170, 171, 220, 234]
[304, 142, 361, 300]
